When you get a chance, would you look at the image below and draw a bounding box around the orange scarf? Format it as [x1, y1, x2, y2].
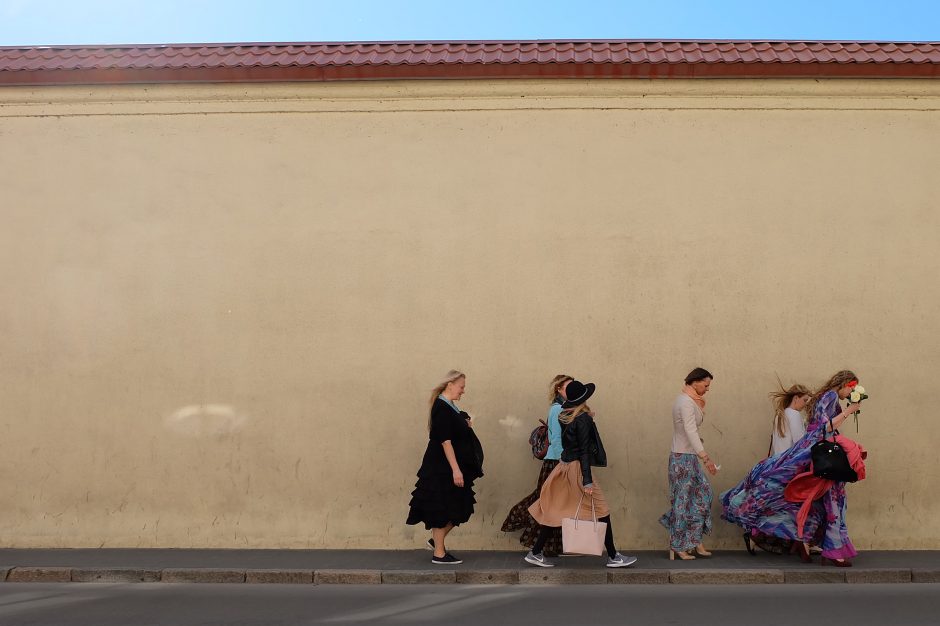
[682, 385, 706, 411]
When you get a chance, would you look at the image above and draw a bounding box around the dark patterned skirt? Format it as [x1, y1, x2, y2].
[751, 529, 794, 554]
[500, 459, 563, 556]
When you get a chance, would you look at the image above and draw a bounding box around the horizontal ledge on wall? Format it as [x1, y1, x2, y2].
[3, 78, 940, 101]
[3, 102, 940, 119]
[2, 79, 940, 118]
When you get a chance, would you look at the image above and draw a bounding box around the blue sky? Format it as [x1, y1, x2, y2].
[1, 0, 938, 46]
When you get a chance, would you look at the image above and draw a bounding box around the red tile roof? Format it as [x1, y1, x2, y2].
[2, 40, 938, 85]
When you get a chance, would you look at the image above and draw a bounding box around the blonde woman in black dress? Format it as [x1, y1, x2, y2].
[406, 370, 484, 564]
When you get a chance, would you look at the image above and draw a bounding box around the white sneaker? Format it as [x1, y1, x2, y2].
[606, 553, 638, 568]
[524, 551, 555, 568]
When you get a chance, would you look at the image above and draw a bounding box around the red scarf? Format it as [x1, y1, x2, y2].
[784, 435, 867, 537]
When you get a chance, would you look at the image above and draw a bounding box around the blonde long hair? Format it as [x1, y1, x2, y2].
[770, 383, 811, 437]
[549, 374, 574, 404]
[805, 370, 857, 422]
[428, 370, 465, 430]
[559, 403, 591, 425]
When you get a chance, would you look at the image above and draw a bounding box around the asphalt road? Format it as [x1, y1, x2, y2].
[0, 583, 936, 626]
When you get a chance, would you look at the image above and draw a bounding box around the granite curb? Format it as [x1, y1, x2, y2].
[2, 566, 939, 584]
[71, 568, 162, 583]
[911, 569, 940, 583]
[245, 569, 314, 584]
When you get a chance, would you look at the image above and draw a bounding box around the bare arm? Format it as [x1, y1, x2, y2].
[442, 440, 464, 487]
[827, 403, 861, 432]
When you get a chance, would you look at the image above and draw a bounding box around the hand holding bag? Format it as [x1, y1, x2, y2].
[811, 418, 858, 483]
[561, 492, 607, 556]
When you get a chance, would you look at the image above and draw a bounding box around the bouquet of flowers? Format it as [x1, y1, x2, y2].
[846, 381, 869, 429]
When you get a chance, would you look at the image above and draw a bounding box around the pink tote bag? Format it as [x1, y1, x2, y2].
[561, 493, 607, 556]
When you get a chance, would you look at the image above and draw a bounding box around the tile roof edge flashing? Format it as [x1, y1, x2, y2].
[2, 62, 938, 86]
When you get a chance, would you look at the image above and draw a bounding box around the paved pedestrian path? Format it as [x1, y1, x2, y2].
[1, 549, 937, 585]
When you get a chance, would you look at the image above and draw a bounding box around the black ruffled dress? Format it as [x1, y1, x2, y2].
[406, 397, 484, 530]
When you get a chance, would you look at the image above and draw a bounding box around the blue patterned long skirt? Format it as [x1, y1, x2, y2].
[720, 390, 859, 561]
[719, 430, 857, 560]
[659, 453, 713, 552]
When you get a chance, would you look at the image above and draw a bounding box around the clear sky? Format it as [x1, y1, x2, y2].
[1, 0, 938, 47]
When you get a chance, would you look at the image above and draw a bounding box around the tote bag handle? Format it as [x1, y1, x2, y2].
[572, 491, 598, 528]
[562, 490, 607, 556]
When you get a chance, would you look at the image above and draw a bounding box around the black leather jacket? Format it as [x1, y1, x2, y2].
[561, 413, 606, 486]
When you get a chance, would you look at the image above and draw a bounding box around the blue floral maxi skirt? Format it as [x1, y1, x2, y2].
[719, 431, 857, 560]
[659, 453, 713, 552]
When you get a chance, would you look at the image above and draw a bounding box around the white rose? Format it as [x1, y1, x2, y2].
[855, 385, 865, 395]
[850, 391, 861, 402]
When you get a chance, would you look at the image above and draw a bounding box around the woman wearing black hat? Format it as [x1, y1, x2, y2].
[406, 370, 484, 564]
[524, 380, 637, 568]
[500, 374, 572, 557]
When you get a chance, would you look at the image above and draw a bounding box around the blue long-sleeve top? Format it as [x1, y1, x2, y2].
[545, 397, 564, 461]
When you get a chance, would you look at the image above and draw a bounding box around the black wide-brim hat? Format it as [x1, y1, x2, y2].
[563, 380, 595, 408]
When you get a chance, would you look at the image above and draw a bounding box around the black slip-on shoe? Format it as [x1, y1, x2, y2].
[431, 553, 462, 565]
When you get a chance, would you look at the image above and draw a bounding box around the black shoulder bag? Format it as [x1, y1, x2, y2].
[810, 418, 857, 483]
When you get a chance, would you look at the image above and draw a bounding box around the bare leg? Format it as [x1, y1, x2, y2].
[432, 523, 454, 558]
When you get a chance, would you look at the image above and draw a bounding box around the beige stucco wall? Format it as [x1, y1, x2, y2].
[0, 78, 938, 549]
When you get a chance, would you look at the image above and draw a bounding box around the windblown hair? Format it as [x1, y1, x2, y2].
[770, 383, 812, 437]
[428, 370, 465, 430]
[684, 367, 713, 385]
[549, 374, 574, 404]
[559, 403, 591, 425]
[805, 370, 857, 422]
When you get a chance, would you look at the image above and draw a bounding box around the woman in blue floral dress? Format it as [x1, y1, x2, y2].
[660, 368, 719, 560]
[721, 370, 863, 565]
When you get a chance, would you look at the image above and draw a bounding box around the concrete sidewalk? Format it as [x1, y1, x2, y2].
[1, 549, 938, 585]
